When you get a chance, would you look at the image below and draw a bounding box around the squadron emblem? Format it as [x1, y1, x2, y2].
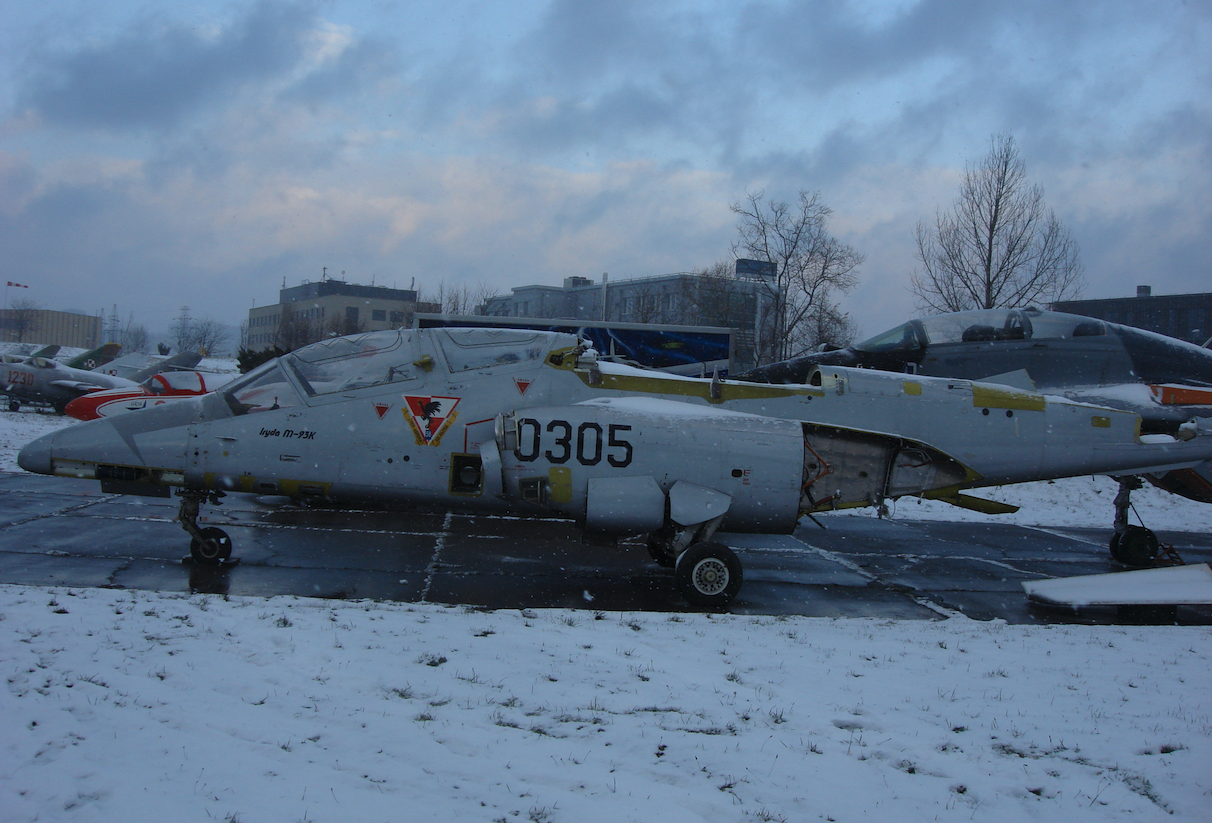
[403, 395, 460, 446]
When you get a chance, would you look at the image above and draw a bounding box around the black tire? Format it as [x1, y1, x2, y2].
[1108, 531, 1124, 563]
[7, 400, 18, 413]
[1114, 525, 1159, 567]
[190, 527, 232, 565]
[675, 542, 742, 608]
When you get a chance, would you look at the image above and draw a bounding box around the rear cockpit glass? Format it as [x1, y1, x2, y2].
[1024, 312, 1106, 340]
[434, 328, 549, 372]
[223, 362, 302, 415]
[284, 330, 419, 396]
[905, 309, 1106, 346]
[916, 310, 1023, 344]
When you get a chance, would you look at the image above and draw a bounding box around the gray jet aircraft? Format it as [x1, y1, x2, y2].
[4, 350, 201, 413]
[18, 327, 1212, 607]
[741, 307, 1212, 562]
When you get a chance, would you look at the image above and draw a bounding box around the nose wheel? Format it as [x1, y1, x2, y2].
[190, 526, 232, 563]
[177, 490, 236, 566]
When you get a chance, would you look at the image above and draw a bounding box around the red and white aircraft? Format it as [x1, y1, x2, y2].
[64, 370, 234, 421]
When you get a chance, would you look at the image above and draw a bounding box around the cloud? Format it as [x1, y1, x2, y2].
[15, 2, 316, 131]
[0, 0, 1208, 341]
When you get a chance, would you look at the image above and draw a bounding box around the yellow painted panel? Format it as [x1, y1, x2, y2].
[1091, 416, 1111, 428]
[971, 385, 1046, 411]
[279, 479, 332, 497]
[902, 381, 922, 396]
[548, 467, 572, 504]
[572, 369, 822, 402]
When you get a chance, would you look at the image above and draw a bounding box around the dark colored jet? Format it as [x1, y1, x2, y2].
[741, 307, 1212, 564]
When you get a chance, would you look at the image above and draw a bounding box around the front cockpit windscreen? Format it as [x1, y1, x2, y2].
[223, 361, 305, 415]
[852, 321, 925, 353]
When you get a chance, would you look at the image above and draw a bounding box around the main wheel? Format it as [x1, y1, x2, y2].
[675, 542, 742, 608]
[190, 527, 232, 565]
[7, 400, 18, 413]
[1112, 525, 1158, 567]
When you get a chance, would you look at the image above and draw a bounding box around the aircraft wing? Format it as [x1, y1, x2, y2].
[48, 379, 110, 396]
[130, 352, 203, 383]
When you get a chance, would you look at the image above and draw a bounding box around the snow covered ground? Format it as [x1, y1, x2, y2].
[1, 403, 1211, 821]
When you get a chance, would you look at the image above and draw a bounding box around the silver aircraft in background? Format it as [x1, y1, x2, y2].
[4, 350, 201, 413]
[741, 307, 1212, 562]
[19, 327, 1212, 607]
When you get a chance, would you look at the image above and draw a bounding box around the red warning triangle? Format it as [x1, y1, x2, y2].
[514, 378, 532, 396]
[373, 402, 392, 419]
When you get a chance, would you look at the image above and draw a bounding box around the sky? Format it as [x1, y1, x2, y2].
[1, 0, 1209, 343]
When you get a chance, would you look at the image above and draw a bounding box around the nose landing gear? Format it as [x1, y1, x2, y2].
[177, 490, 236, 565]
[1110, 477, 1161, 567]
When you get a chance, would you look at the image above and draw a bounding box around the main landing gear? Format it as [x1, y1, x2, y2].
[674, 542, 743, 608]
[647, 520, 743, 608]
[177, 490, 236, 565]
[1110, 477, 1161, 567]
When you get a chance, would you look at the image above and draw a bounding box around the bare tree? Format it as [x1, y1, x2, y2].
[5, 298, 41, 343]
[324, 311, 366, 339]
[731, 190, 863, 364]
[681, 261, 754, 328]
[275, 305, 321, 351]
[800, 296, 858, 351]
[173, 306, 231, 354]
[116, 313, 149, 352]
[191, 318, 230, 356]
[911, 133, 1085, 313]
[426, 280, 502, 317]
[616, 279, 668, 324]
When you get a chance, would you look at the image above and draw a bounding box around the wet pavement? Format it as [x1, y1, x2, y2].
[2, 470, 1210, 624]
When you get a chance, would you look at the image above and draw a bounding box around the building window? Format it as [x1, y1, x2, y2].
[372, 309, 387, 322]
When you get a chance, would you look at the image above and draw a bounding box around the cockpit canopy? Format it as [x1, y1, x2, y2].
[144, 371, 209, 395]
[854, 308, 1106, 353]
[221, 328, 571, 416]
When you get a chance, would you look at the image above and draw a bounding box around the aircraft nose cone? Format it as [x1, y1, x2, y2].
[63, 395, 94, 421]
[18, 431, 54, 475]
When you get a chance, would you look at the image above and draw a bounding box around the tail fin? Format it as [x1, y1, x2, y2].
[65, 342, 122, 370]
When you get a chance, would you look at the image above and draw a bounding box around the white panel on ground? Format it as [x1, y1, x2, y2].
[1022, 563, 1212, 606]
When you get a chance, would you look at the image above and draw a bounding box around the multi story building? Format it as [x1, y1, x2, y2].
[0, 308, 103, 348]
[247, 278, 437, 351]
[479, 265, 776, 370]
[1054, 286, 1212, 346]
